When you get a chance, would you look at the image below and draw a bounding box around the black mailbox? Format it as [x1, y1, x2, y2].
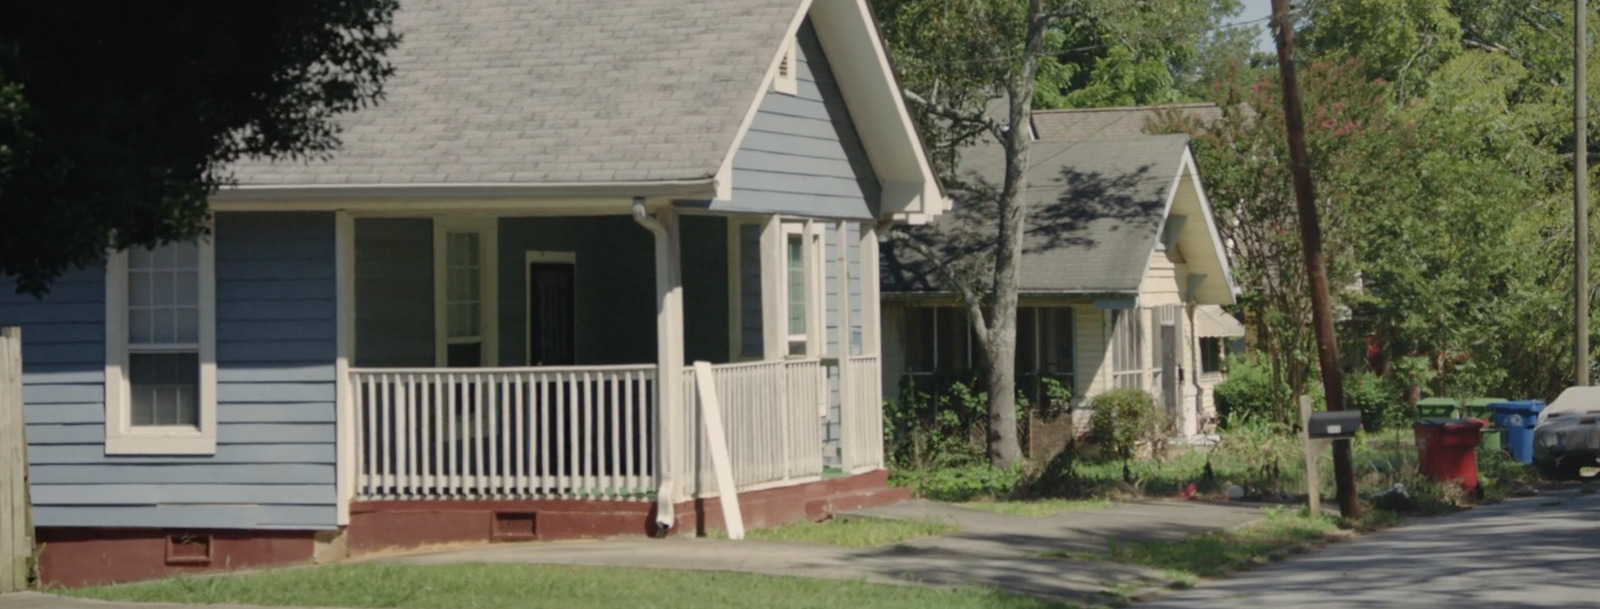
[1308, 410, 1363, 439]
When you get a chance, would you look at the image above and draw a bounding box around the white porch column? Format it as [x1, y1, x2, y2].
[834, 221, 852, 469]
[860, 223, 882, 356]
[635, 201, 684, 531]
[759, 215, 784, 360]
[334, 212, 356, 526]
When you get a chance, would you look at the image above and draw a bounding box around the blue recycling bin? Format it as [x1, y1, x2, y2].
[1488, 400, 1545, 464]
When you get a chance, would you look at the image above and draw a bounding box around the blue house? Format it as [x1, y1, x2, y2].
[2, 0, 945, 585]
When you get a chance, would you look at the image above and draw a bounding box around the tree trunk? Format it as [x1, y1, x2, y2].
[975, 0, 1050, 470]
[985, 328, 1022, 467]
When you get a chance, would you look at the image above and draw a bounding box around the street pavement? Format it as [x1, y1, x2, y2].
[1141, 489, 1600, 609]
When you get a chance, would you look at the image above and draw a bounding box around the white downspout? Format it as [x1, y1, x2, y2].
[633, 197, 681, 534]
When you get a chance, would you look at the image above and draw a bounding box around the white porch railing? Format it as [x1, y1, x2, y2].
[349, 365, 656, 501]
[841, 355, 886, 472]
[680, 359, 826, 497]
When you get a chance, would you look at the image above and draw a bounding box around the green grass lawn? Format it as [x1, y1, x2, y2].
[959, 499, 1114, 516]
[715, 517, 959, 547]
[1043, 508, 1339, 580]
[63, 564, 1075, 609]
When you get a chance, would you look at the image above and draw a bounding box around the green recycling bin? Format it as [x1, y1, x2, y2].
[1416, 397, 1460, 421]
[1464, 397, 1505, 453]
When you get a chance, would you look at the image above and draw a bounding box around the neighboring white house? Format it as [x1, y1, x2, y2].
[880, 105, 1240, 443]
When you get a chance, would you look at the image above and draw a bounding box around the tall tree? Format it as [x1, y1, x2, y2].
[873, 0, 1238, 466]
[0, 1, 400, 294]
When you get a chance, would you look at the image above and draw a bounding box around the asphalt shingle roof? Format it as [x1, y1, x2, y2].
[883, 134, 1190, 295]
[1030, 104, 1221, 141]
[228, 0, 804, 187]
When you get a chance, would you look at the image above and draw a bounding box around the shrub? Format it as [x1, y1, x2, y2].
[891, 463, 1025, 501]
[884, 374, 988, 469]
[1087, 388, 1159, 462]
[1214, 354, 1289, 426]
[1344, 371, 1406, 432]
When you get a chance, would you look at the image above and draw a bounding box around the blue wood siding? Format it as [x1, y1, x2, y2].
[712, 21, 881, 219]
[737, 224, 763, 358]
[354, 219, 433, 367]
[3, 212, 338, 530]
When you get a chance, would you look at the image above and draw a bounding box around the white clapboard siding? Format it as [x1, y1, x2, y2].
[349, 365, 656, 501]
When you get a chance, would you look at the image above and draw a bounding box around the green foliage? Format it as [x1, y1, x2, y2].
[1213, 355, 1290, 426]
[884, 375, 990, 469]
[0, 2, 400, 294]
[1344, 371, 1406, 432]
[891, 463, 1026, 502]
[1086, 388, 1159, 462]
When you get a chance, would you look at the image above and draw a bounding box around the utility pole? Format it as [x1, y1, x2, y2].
[1270, 0, 1358, 518]
[1578, 0, 1590, 387]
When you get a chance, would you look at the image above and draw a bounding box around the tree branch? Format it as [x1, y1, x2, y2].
[902, 88, 1006, 143]
[887, 229, 992, 347]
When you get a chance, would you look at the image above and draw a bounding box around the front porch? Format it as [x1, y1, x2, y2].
[337, 208, 886, 521]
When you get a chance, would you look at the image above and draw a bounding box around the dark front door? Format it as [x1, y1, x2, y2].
[527, 262, 575, 365]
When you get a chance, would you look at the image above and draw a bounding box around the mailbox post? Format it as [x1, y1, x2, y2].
[1301, 396, 1362, 515]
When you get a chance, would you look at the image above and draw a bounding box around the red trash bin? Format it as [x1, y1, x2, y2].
[1413, 419, 1485, 491]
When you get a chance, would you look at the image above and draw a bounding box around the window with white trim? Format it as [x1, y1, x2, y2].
[105, 239, 216, 455]
[780, 222, 823, 357]
[1200, 337, 1223, 375]
[434, 219, 498, 367]
[1111, 309, 1144, 389]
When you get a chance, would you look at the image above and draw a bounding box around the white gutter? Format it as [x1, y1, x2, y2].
[631, 197, 677, 534]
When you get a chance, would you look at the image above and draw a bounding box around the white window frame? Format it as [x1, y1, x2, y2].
[1111, 308, 1145, 390]
[103, 238, 217, 455]
[433, 218, 499, 367]
[778, 221, 824, 359]
[773, 35, 798, 96]
[523, 250, 576, 366]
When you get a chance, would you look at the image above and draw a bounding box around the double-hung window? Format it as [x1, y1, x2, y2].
[434, 219, 498, 367]
[781, 222, 824, 358]
[105, 240, 217, 455]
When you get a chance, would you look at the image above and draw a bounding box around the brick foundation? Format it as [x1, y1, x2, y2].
[34, 469, 908, 587]
[35, 528, 316, 588]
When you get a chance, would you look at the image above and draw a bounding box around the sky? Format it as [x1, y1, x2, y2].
[1232, 0, 1276, 53]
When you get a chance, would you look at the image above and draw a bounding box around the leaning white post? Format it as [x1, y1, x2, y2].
[693, 361, 745, 539]
[634, 199, 684, 532]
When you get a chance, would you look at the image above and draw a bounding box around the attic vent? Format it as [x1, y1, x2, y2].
[774, 36, 798, 95]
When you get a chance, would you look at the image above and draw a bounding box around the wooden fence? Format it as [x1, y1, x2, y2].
[1, 327, 33, 591]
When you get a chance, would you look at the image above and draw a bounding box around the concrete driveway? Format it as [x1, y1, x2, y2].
[1141, 490, 1600, 609]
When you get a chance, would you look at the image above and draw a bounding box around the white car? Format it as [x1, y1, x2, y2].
[1533, 386, 1600, 477]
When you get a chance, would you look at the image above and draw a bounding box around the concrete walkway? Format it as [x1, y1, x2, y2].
[0, 498, 1266, 608]
[1139, 490, 1600, 608]
[373, 498, 1266, 602]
